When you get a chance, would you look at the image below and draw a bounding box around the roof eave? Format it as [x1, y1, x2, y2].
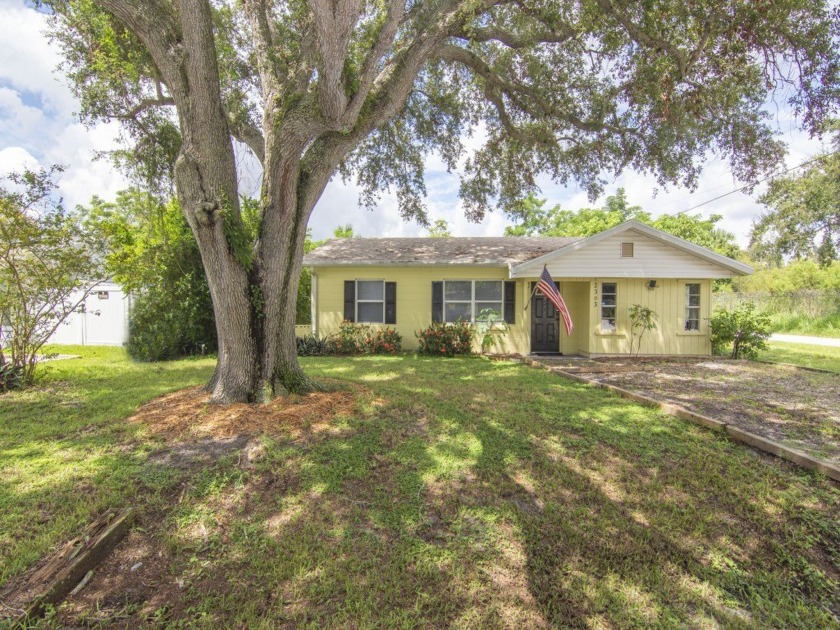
[303, 260, 513, 268]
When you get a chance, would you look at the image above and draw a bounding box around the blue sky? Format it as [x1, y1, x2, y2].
[0, 0, 833, 245]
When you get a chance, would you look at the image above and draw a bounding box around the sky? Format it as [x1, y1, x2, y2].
[0, 0, 834, 246]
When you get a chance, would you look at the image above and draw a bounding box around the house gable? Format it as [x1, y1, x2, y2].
[511, 221, 751, 279]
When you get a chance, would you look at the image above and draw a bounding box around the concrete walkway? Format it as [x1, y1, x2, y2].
[770, 334, 840, 348]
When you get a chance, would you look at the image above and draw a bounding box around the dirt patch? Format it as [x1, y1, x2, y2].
[580, 359, 840, 466]
[55, 512, 185, 627]
[131, 382, 360, 440]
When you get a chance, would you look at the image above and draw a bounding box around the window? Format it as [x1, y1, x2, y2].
[443, 280, 503, 323]
[685, 284, 701, 331]
[601, 282, 617, 331]
[356, 280, 384, 323]
[621, 242, 634, 257]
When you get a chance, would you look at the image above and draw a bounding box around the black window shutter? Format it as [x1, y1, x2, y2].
[385, 282, 397, 324]
[431, 281, 443, 323]
[344, 281, 355, 322]
[504, 281, 516, 324]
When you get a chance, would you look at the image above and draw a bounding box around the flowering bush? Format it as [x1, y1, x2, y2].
[364, 327, 402, 354]
[416, 321, 474, 357]
[331, 321, 402, 355]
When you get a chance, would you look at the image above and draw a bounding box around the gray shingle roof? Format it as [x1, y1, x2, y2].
[303, 237, 582, 266]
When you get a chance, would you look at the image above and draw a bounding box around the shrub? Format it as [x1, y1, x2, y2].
[296, 334, 335, 356]
[710, 302, 771, 359]
[475, 308, 509, 354]
[330, 322, 402, 355]
[0, 356, 24, 392]
[127, 280, 216, 361]
[364, 327, 402, 354]
[332, 321, 366, 354]
[83, 190, 217, 362]
[416, 321, 474, 356]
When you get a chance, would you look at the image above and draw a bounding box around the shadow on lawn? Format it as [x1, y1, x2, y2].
[49, 356, 840, 627]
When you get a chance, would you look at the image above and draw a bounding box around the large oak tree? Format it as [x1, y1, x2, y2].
[46, 0, 839, 402]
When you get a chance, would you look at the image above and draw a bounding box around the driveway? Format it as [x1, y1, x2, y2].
[580, 359, 840, 467]
[771, 334, 840, 348]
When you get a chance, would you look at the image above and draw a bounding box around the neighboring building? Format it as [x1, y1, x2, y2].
[48, 282, 131, 347]
[302, 220, 752, 356]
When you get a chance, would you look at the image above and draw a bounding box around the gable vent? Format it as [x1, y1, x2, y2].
[621, 242, 635, 258]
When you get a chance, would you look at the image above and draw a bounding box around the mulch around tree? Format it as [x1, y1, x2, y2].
[130, 383, 361, 440]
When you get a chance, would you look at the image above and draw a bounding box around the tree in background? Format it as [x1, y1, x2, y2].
[751, 139, 840, 266]
[82, 189, 216, 360]
[505, 190, 741, 258]
[732, 259, 840, 293]
[0, 168, 102, 384]
[48, 0, 840, 402]
[332, 225, 356, 239]
[504, 190, 645, 237]
[427, 219, 452, 238]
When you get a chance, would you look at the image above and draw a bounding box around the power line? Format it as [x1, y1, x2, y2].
[678, 152, 836, 214]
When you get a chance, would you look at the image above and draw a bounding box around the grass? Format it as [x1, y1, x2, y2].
[758, 341, 840, 373]
[767, 312, 840, 338]
[2, 348, 839, 628]
[0, 346, 214, 585]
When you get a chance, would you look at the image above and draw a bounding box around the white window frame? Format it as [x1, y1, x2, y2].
[685, 283, 701, 332]
[600, 282, 617, 332]
[356, 279, 385, 324]
[443, 280, 504, 323]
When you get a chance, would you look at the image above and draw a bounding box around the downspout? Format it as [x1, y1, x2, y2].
[310, 269, 317, 337]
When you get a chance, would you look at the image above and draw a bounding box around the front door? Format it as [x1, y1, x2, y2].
[530, 281, 560, 354]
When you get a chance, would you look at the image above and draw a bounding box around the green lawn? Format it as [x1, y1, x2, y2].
[2, 348, 839, 628]
[758, 341, 840, 373]
[0, 346, 215, 586]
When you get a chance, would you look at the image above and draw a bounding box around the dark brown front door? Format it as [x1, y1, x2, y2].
[531, 282, 560, 353]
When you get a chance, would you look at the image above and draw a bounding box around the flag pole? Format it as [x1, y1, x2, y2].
[523, 274, 542, 311]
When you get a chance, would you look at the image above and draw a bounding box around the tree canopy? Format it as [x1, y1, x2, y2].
[43, 0, 840, 402]
[751, 133, 840, 266]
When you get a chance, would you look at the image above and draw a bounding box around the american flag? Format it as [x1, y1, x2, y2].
[537, 265, 574, 336]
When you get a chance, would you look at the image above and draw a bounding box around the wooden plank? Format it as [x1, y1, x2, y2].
[2, 508, 135, 626]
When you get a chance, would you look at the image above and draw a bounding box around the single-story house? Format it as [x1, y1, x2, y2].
[302, 220, 752, 356]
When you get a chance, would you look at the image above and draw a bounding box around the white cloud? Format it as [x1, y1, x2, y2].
[0, 1, 75, 113]
[0, 0, 127, 208]
[0, 145, 38, 174]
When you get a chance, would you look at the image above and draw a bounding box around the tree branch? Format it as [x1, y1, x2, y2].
[116, 96, 175, 121]
[455, 24, 576, 48]
[438, 43, 639, 138]
[227, 113, 266, 164]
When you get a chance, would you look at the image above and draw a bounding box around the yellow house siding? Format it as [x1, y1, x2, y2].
[314, 266, 530, 353]
[313, 267, 712, 356]
[586, 278, 712, 356]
